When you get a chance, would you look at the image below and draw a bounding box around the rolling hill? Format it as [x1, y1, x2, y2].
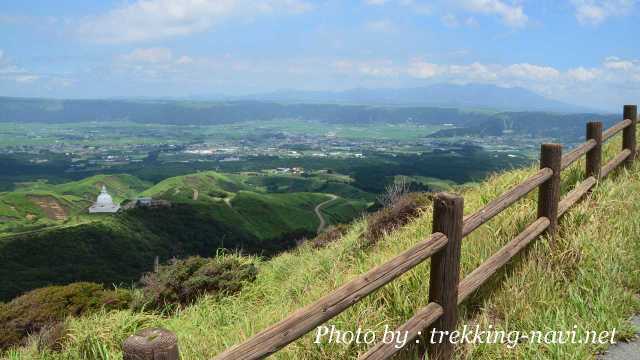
[0, 174, 150, 234]
[0, 171, 372, 301]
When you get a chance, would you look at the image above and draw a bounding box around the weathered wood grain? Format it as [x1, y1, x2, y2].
[427, 193, 464, 360]
[586, 122, 603, 179]
[462, 168, 552, 237]
[558, 177, 597, 217]
[601, 149, 632, 178]
[123, 328, 180, 360]
[603, 119, 632, 141]
[537, 144, 562, 237]
[561, 139, 596, 170]
[359, 302, 443, 360]
[623, 105, 637, 165]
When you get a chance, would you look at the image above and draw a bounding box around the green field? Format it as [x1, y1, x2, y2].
[0, 120, 444, 149]
[197, 119, 445, 141]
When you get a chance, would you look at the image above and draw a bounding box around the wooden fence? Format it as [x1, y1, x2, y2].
[127, 106, 638, 360]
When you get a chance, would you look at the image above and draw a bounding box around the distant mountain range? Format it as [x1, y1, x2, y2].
[0, 83, 611, 127]
[232, 84, 599, 113]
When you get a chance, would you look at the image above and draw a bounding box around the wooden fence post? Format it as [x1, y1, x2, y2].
[123, 328, 179, 360]
[537, 144, 562, 237]
[623, 105, 637, 165]
[426, 193, 463, 360]
[586, 122, 603, 179]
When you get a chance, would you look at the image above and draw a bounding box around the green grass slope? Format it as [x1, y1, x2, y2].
[10, 136, 639, 359]
[141, 171, 250, 201]
[0, 174, 150, 234]
[0, 171, 371, 301]
[140, 170, 370, 240]
[0, 204, 260, 301]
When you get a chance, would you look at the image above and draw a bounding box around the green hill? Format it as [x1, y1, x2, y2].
[0, 174, 150, 234]
[0, 171, 372, 301]
[7, 136, 638, 359]
[139, 170, 371, 240]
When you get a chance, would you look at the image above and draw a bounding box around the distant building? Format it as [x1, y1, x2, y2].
[121, 197, 171, 210]
[89, 186, 120, 213]
[136, 197, 153, 206]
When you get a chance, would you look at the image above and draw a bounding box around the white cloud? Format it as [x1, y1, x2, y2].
[0, 50, 40, 84]
[571, 0, 637, 25]
[408, 61, 558, 82]
[450, 62, 499, 81]
[460, 0, 528, 27]
[334, 60, 399, 77]
[567, 67, 601, 81]
[78, 0, 313, 43]
[603, 56, 636, 71]
[408, 61, 445, 78]
[404, 56, 640, 109]
[503, 63, 560, 80]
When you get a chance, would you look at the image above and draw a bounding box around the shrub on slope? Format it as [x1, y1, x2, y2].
[136, 255, 257, 310]
[0, 282, 130, 351]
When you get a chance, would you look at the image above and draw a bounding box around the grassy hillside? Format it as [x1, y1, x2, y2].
[0, 174, 150, 234]
[0, 171, 371, 301]
[140, 171, 251, 200]
[0, 206, 261, 301]
[140, 170, 371, 240]
[8, 136, 639, 359]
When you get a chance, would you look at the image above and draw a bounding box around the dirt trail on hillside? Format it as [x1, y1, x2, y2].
[29, 196, 68, 221]
[315, 194, 338, 233]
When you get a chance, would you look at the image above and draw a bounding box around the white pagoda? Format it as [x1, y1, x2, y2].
[89, 185, 120, 213]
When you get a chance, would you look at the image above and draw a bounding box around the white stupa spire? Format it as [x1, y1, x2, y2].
[89, 185, 120, 213]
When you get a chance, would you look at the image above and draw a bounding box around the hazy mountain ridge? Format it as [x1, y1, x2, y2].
[0, 84, 608, 126]
[241, 84, 598, 113]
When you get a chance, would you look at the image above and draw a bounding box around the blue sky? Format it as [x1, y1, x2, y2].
[0, 0, 638, 109]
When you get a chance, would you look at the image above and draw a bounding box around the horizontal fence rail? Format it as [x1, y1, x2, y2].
[558, 176, 597, 217]
[603, 118, 632, 141]
[360, 302, 444, 360]
[561, 139, 597, 170]
[211, 105, 638, 360]
[457, 216, 551, 304]
[214, 232, 448, 359]
[602, 149, 631, 178]
[462, 168, 552, 236]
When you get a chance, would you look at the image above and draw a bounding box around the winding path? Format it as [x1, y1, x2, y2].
[314, 194, 338, 234]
